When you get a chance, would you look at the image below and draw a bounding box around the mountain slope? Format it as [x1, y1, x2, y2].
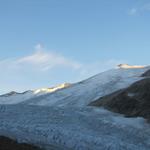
[20, 66, 150, 106]
[0, 65, 149, 106]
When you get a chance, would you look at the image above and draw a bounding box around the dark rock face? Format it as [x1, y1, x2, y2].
[89, 78, 150, 120]
[141, 69, 150, 77]
[0, 136, 42, 150]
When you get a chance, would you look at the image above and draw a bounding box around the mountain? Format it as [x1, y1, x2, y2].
[1, 64, 149, 106]
[0, 65, 150, 150]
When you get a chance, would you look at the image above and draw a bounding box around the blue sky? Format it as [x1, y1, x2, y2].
[0, 0, 150, 94]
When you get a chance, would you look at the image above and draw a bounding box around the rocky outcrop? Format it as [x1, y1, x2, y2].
[89, 78, 150, 120]
[0, 136, 42, 150]
[141, 69, 150, 77]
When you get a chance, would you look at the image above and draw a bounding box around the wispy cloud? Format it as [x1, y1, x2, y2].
[128, 3, 150, 16]
[141, 3, 150, 11]
[0, 44, 125, 94]
[16, 44, 82, 71]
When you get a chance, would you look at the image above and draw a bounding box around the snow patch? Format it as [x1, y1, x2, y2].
[127, 93, 135, 97]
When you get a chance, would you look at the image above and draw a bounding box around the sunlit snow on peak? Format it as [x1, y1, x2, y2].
[34, 83, 71, 94]
[118, 64, 145, 69]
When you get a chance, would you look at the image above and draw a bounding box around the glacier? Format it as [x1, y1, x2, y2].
[0, 105, 150, 150]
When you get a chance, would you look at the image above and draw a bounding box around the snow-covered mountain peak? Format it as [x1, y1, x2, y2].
[0, 66, 150, 106]
[118, 64, 145, 69]
[33, 83, 71, 94]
